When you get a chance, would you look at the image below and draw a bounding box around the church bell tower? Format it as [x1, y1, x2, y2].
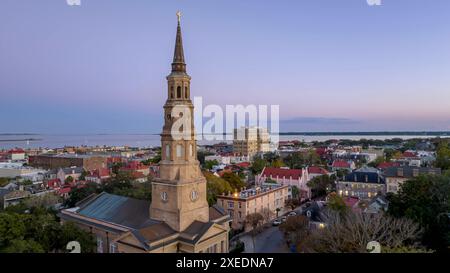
[150, 12, 210, 232]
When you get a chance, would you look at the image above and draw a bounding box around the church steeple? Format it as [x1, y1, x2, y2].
[172, 11, 186, 73]
[151, 12, 209, 233]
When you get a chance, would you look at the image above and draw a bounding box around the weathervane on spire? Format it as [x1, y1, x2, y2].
[176, 11, 182, 23]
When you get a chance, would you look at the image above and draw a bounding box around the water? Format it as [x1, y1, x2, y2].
[1, 134, 448, 149]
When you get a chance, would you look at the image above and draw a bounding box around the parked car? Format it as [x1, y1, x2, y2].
[281, 216, 287, 222]
[272, 219, 282, 226]
[288, 211, 297, 217]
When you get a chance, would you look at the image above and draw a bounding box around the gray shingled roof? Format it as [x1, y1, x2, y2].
[384, 166, 441, 178]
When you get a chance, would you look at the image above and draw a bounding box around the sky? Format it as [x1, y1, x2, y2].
[1, 0, 450, 134]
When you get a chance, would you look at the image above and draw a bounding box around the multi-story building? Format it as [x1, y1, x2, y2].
[59, 14, 230, 253]
[0, 162, 45, 179]
[256, 166, 311, 200]
[29, 154, 107, 171]
[337, 168, 385, 200]
[384, 166, 441, 193]
[216, 184, 289, 230]
[232, 127, 270, 156]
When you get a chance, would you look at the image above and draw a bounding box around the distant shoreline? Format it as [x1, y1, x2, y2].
[1, 131, 450, 137]
[0, 138, 42, 142]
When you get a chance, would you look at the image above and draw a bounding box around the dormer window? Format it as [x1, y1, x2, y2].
[177, 86, 181, 98]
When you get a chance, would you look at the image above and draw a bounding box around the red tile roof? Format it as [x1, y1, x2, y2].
[47, 179, 61, 189]
[58, 187, 72, 195]
[8, 149, 25, 154]
[235, 162, 251, 168]
[402, 151, 418, 158]
[131, 171, 146, 179]
[261, 167, 303, 180]
[308, 166, 329, 175]
[332, 160, 351, 168]
[377, 162, 400, 169]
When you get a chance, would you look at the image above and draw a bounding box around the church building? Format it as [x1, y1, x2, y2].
[59, 13, 231, 253]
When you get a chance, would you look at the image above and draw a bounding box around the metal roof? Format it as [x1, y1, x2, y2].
[78, 192, 157, 229]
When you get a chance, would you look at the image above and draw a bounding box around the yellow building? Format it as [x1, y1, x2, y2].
[59, 13, 230, 253]
[233, 127, 270, 156]
[216, 185, 289, 230]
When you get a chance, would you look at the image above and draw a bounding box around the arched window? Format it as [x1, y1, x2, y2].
[176, 144, 183, 158]
[185, 87, 188, 99]
[165, 144, 170, 159]
[177, 86, 181, 98]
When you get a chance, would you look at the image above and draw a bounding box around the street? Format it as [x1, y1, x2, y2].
[237, 202, 313, 253]
[240, 225, 290, 253]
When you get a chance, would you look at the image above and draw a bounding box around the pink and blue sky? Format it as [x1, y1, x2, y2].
[1, 0, 450, 134]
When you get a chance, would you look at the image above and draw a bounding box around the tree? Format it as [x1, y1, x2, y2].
[270, 159, 285, 168]
[250, 158, 267, 175]
[203, 171, 233, 206]
[2, 239, 45, 253]
[245, 213, 264, 251]
[263, 152, 279, 164]
[279, 215, 310, 252]
[197, 151, 213, 165]
[367, 156, 385, 168]
[0, 177, 10, 187]
[150, 150, 162, 164]
[307, 175, 333, 198]
[327, 193, 348, 215]
[285, 198, 300, 211]
[307, 210, 423, 253]
[387, 174, 450, 252]
[336, 169, 349, 180]
[291, 186, 300, 200]
[58, 222, 95, 253]
[65, 176, 74, 184]
[435, 140, 450, 170]
[204, 160, 219, 170]
[64, 182, 100, 208]
[222, 172, 245, 191]
[284, 150, 321, 169]
[0, 208, 95, 253]
[79, 170, 89, 181]
[111, 162, 124, 175]
[260, 208, 274, 224]
[23, 193, 62, 209]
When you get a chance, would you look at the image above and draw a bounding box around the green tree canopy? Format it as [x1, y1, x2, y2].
[222, 172, 245, 191]
[203, 171, 233, 206]
[307, 175, 333, 198]
[387, 173, 450, 252]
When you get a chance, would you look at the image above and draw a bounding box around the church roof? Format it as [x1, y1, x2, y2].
[77, 192, 158, 230]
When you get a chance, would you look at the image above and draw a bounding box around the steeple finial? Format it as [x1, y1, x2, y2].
[176, 11, 181, 23]
[172, 11, 186, 73]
